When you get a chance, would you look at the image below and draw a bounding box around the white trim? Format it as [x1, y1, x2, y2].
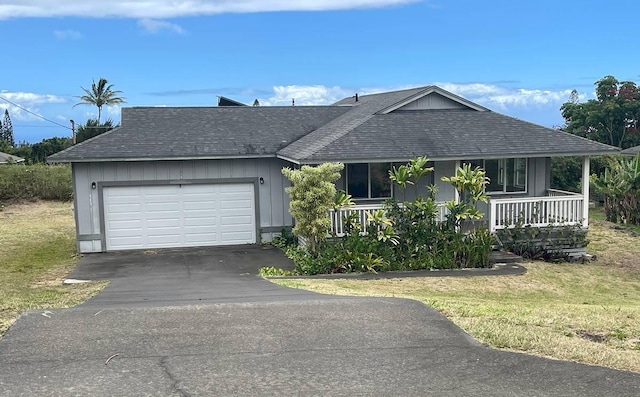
[582, 156, 590, 228]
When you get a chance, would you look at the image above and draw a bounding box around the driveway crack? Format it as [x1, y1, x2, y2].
[159, 356, 190, 397]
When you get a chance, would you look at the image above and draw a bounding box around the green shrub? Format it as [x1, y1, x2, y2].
[0, 163, 72, 201]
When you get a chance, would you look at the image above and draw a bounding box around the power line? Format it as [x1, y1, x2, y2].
[0, 95, 71, 130]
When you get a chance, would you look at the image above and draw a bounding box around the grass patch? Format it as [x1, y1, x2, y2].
[272, 219, 640, 373]
[0, 201, 107, 337]
[0, 163, 72, 202]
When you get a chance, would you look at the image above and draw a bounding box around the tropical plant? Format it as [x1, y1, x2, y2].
[282, 162, 344, 255]
[591, 154, 640, 224]
[441, 163, 489, 221]
[74, 78, 126, 123]
[75, 118, 117, 143]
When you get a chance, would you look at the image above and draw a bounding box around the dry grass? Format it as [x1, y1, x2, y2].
[273, 219, 640, 373]
[0, 201, 107, 336]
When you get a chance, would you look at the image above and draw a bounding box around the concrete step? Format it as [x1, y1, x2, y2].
[490, 250, 523, 264]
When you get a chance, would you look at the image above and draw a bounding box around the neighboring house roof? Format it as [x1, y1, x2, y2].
[217, 96, 247, 107]
[0, 151, 25, 164]
[48, 106, 350, 162]
[48, 85, 620, 163]
[621, 145, 640, 156]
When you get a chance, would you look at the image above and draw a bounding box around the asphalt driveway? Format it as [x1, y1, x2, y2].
[1, 245, 639, 396]
[68, 245, 326, 307]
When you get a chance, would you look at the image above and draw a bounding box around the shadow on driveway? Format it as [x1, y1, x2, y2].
[69, 245, 328, 308]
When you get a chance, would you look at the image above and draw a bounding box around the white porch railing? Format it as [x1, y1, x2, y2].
[329, 202, 448, 237]
[489, 190, 584, 232]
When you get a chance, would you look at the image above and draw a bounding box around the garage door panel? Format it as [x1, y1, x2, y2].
[145, 202, 180, 212]
[221, 215, 253, 226]
[104, 183, 255, 251]
[221, 231, 254, 244]
[147, 219, 181, 229]
[107, 203, 143, 214]
[108, 236, 144, 248]
[108, 219, 143, 230]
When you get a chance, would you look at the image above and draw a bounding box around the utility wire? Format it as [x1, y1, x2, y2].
[0, 95, 71, 130]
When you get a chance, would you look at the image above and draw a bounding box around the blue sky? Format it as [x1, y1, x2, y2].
[0, 0, 638, 143]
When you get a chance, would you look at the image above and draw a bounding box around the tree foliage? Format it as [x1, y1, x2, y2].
[76, 118, 117, 143]
[591, 155, 640, 224]
[0, 109, 14, 147]
[74, 78, 126, 123]
[1, 138, 72, 164]
[282, 163, 344, 256]
[561, 75, 640, 149]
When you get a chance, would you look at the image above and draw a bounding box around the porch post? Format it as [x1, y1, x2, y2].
[582, 156, 590, 228]
[454, 160, 461, 204]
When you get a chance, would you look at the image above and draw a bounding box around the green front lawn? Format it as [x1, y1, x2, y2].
[0, 201, 106, 337]
[272, 215, 640, 373]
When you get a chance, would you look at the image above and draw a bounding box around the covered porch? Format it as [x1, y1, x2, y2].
[329, 157, 591, 235]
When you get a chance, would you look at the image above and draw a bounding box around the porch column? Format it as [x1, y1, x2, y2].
[582, 156, 590, 228]
[454, 160, 461, 204]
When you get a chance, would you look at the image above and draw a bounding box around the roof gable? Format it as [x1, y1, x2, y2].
[379, 86, 489, 114]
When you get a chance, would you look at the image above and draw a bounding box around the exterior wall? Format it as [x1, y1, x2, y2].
[433, 160, 458, 202]
[73, 158, 293, 253]
[397, 93, 468, 111]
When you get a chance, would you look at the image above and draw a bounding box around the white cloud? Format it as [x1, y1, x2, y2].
[0, 91, 66, 121]
[0, 91, 66, 105]
[434, 82, 590, 109]
[260, 85, 352, 106]
[255, 83, 590, 110]
[54, 29, 83, 40]
[138, 18, 184, 34]
[0, 0, 421, 19]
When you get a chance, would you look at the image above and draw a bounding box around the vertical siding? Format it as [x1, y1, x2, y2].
[73, 158, 293, 252]
[527, 157, 549, 197]
[397, 93, 468, 111]
[434, 161, 457, 202]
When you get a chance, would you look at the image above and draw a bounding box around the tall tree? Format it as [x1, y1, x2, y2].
[75, 118, 117, 143]
[561, 75, 640, 148]
[74, 78, 126, 123]
[1, 109, 14, 146]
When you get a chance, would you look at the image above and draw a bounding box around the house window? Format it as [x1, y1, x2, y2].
[468, 158, 527, 193]
[346, 163, 392, 199]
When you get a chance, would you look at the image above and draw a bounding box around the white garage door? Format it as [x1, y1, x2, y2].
[103, 183, 256, 251]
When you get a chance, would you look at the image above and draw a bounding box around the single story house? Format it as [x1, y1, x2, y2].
[0, 151, 25, 164]
[48, 86, 619, 253]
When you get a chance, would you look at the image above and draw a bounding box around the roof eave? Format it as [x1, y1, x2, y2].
[292, 149, 621, 164]
[47, 154, 277, 164]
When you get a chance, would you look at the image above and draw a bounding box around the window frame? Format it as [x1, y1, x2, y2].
[467, 158, 528, 195]
[345, 162, 393, 200]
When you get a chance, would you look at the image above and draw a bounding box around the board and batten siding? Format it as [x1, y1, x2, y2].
[73, 158, 293, 253]
[396, 93, 468, 111]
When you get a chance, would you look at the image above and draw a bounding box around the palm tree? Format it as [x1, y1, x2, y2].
[74, 78, 126, 123]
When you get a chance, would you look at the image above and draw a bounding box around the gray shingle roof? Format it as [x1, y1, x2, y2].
[277, 87, 429, 160]
[48, 106, 349, 162]
[0, 151, 24, 164]
[621, 145, 640, 156]
[291, 109, 620, 162]
[48, 85, 620, 164]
